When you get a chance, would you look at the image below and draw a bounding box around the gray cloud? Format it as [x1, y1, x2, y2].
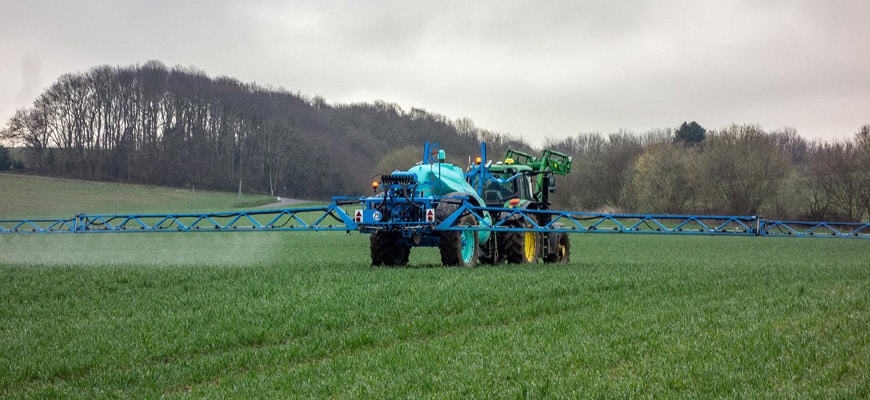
[2, 0, 868, 145]
[15, 53, 42, 106]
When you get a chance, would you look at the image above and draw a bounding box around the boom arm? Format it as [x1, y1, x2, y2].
[3, 203, 867, 238]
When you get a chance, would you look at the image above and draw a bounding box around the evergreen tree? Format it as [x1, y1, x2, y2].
[674, 121, 706, 145]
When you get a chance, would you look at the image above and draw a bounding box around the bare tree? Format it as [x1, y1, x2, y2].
[811, 141, 864, 220]
[626, 143, 698, 213]
[699, 124, 790, 215]
[856, 125, 870, 220]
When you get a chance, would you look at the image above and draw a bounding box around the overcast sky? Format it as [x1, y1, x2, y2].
[2, 0, 868, 146]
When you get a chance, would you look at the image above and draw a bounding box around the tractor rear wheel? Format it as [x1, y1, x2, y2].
[504, 222, 540, 264]
[370, 231, 410, 266]
[439, 214, 479, 267]
[544, 232, 570, 263]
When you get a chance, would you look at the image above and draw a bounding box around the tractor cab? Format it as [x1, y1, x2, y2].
[464, 144, 573, 265]
[476, 162, 536, 207]
[468, 147, 569, 209]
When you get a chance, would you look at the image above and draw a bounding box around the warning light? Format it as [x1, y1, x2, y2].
[475, 156, 482, 164]
[505, 158, 515, 165]
[509, 198, 521, 207]
[372, 181, 379, 191]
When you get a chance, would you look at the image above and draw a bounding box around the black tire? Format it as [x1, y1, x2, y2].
[503, 221, 540, 264]
[544, 232, 570, 263]
[439, 214, 479, 267]
[434, 191, 466, 222]
[370, 231, 410, 266]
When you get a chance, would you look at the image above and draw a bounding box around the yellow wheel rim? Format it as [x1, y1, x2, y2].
[524, 232, 537, 262]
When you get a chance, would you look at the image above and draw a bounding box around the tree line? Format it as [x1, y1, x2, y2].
[0, 61, 487, 198]
[544, 123, 870, 222]
[1, 61, 868, 221]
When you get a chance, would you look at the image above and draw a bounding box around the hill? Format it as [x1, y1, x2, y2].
[0, 61, 527, 200]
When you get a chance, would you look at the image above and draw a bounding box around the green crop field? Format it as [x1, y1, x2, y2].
[0, 173, 277, 219]
[1, 232, 868, 399]
[1, 175, 868, 398]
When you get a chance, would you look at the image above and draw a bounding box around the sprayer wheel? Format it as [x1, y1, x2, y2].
[439, 214, 479, 267]
[544, 232, 570, 263]
[370, 231, 410, 266]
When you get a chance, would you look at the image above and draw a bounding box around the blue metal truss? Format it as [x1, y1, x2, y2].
[760, 219, 870, 238]
[438, 206, 757, 235]
[434, 204, 868, 238]
[1, 202, 868, 238]
[0, 204, 357, 234]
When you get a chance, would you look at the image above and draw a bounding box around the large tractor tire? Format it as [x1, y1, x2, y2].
[370, 231, 410, 266]
[544, 232, 570, 263]
[439, 214, 479, 267]
[503, 221, 540, 264]
[435, 192, 479, 267]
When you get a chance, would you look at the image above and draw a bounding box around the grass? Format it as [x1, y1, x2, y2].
[0, 173, 277, 219]
[1, 232, 867, 398]
[1, 174, 867, 397]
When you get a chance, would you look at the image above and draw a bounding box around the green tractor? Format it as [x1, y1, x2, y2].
[467, 147, 573, 264]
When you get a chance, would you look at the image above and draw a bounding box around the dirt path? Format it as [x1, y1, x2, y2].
[259, 197, 310, 208]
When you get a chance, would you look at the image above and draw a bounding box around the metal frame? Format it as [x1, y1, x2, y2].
[439, 204, 869, 238]
[760, 219, 870, 238]
[0, 204, 358, 234]
[3, 201, 867, 238]
[437, 204, 759, 236]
